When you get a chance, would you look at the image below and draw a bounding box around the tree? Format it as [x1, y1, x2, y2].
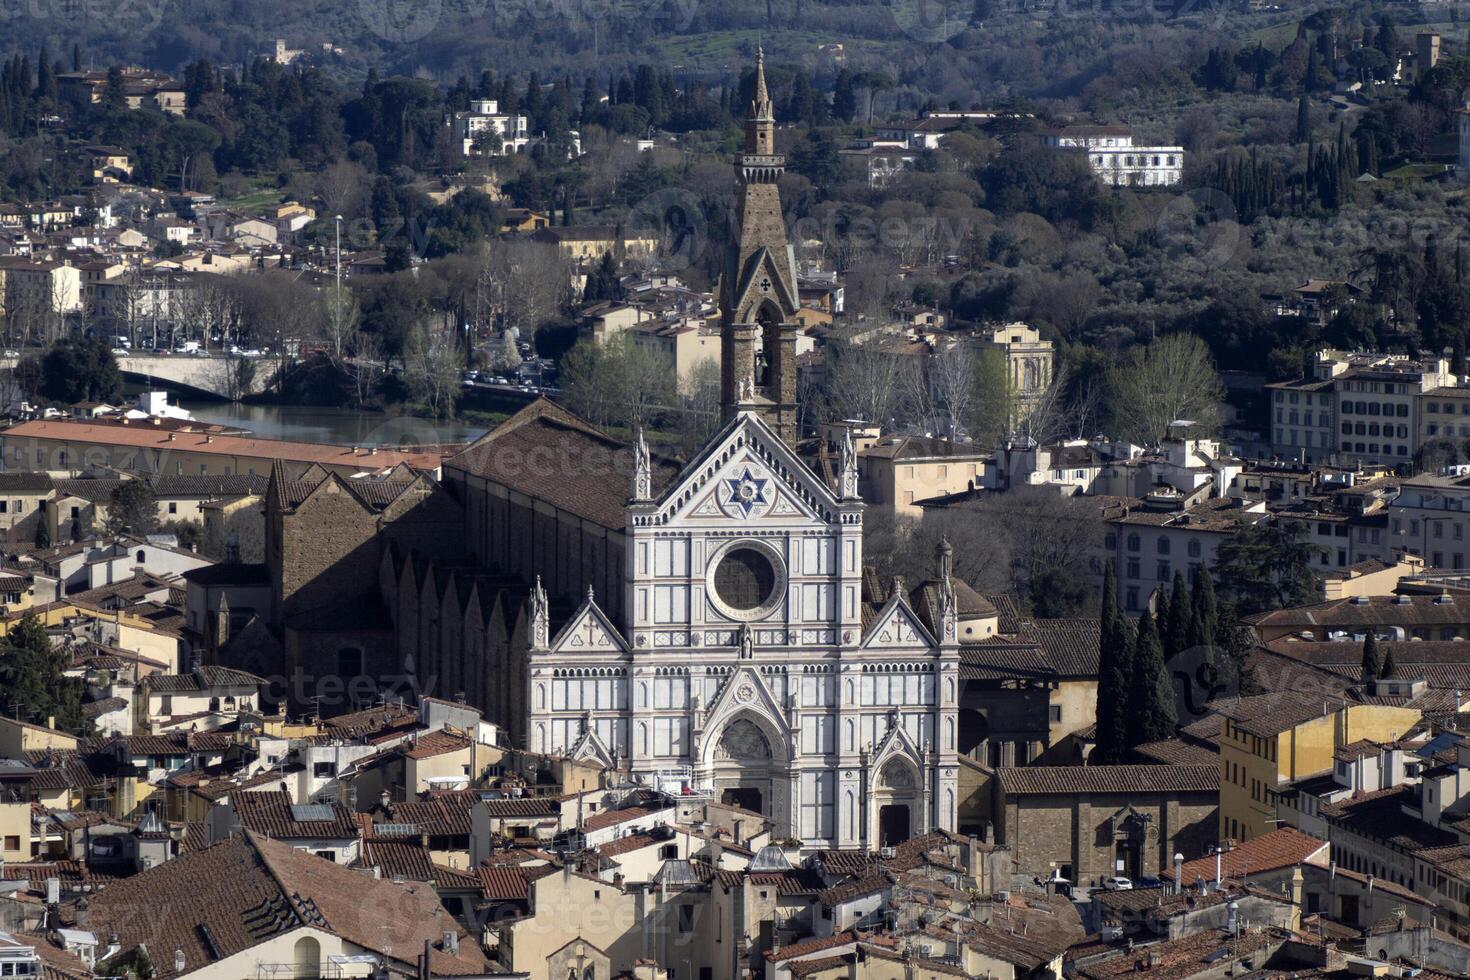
[558, 335, 676, 432]
[1095, 563, 1134, 764]
[1380, 645, 1397, 680]
[822, 329, 908, 426]
[1127, 609, 1178, 747]
[34, 337, 123, 404]
[1165, 570, 1192, 659]
[1213, 521, 1322, 616]
[106, 481, 157, 537]
[402, 325, 463, 417]
[1106, 334, 1224, 445]
[491, 330, 522, 374]
[1189, 569, 1219, 651]
[1361, 632, 1382, 682]
[0, 612, 91, 735]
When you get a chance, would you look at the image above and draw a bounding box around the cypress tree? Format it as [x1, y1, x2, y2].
[1128, 610, 1177, 748]
[1095, 564, 1130, 764]
[1361, 632, 1382, 682]
[1296, 94, 1311, 141]
[1166, 570, 1193, 658]
[1380, 646, 1397, 680]
[1190, 569, 1219, 652]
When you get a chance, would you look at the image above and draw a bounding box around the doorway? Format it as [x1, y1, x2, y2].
[722, 787, 763, 814]
[878, 804, 911, 847]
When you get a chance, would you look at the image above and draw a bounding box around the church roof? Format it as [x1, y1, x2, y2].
[446, 398, 680, 530]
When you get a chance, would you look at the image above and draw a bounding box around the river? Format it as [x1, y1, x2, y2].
[180, 402, 488, 448]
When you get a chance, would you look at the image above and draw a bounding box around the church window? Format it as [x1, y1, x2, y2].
[713, 546, 778, 611]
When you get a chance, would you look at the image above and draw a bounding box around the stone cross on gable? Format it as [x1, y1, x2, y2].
[577, 615, 605, 648]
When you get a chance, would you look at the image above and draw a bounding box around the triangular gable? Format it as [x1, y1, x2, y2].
[650, 412, 838, 526]
[549, 594, 627, 654]
[568, 726, 616, 768]
[862, 596, 938, 650]
[870, 716, 924, 770]
[701, 665, 791, 760]
[728, 245, 800, 324]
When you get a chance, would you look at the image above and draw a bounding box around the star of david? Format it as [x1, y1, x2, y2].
[723, 468, 770, 517]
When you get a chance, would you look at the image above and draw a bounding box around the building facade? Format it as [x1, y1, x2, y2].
[522, 54, 960, 850]
[1039, 126, 1184, 187]
[1266, 349, 1457, 465]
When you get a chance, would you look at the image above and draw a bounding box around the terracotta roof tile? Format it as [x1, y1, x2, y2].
[996, 765, 1219, 796]
[1162, 828, 1327, 882]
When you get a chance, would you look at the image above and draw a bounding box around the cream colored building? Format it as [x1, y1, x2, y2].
[975, 323, 1054, 423]
[855, 434, 987, 515]
[0, 259, 82, 316]
[0, 801, 31, 861]
[0, 716, 81, 757]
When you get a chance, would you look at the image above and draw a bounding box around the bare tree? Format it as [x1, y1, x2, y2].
[351, 330, 386, 407]
[210, 355, 256, 402]
[315, 160, 372, 223]
[1107, 334, 1224, 445]
[318, 286, 361, 363]
[1013, 365, 1072, 447]
[904, 341, 977, 440]
[402, 324, 464, 418]
[476, 239, 569, 341]
[823, 328, 908, 426]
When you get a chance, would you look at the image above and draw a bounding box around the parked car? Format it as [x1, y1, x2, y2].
[1, 349, 20, 358]
[1102, 877, 1133, 891]
[111, 348, 129, 356]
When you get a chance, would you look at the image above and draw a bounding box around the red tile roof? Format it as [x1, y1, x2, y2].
[996, 765, 1219, 796]
[2, 419, 448, 471]
[1162, 828, 1328, 883]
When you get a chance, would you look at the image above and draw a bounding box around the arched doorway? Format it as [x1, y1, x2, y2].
[293, 936, 321, 978]
[705, 712, 789, 827]
[872, 758, 919, 847]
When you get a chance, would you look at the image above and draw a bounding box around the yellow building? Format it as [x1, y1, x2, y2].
[1213, 688, 1426, 841]
[0, 800, 31, 860]
[856, 434, 988, 515]
[0, 716, 81, 757]
[0, 600, 181, 672]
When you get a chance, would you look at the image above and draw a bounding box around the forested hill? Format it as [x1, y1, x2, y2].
[2, 0, 1277, 99]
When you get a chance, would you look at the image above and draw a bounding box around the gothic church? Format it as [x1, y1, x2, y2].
[423, 53, 960, 848]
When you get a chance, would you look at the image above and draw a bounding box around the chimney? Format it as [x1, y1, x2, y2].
[442, 931, 458, 955]
[1173, 853, 1184, 894]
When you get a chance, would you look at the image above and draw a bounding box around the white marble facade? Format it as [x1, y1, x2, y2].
[526, 415, 961, 848]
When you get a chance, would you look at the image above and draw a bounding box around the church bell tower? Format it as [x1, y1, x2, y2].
[721, 49, 801, 447]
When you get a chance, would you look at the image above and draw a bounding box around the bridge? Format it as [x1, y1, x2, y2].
[114, 353, 272, 399]
[0, 352, 271, 399]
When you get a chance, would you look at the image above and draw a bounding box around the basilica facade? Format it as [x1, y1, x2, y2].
[520, 53, 961, 848]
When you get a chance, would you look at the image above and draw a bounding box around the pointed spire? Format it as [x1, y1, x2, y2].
[840, 426, 859, 499]
[530, 575, 549, 649]
[752, 47, 770, 117]
[632, 426, 652, 501]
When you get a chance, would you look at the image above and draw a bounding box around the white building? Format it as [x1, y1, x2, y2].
[454, 99, 531, 156]
[1039, 125, 1184, 187]
[523, 54, 960, 851]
